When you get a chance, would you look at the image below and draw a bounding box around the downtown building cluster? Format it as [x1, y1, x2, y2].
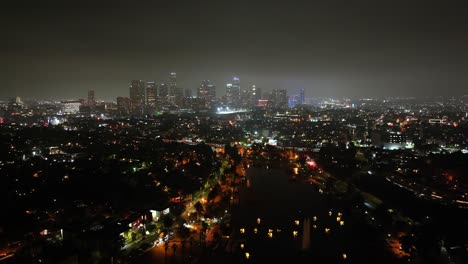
[115, 74, 292, 116]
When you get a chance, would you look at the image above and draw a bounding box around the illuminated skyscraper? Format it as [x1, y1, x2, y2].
[158, 83, 169, 108]
[270, 88, 288, 108]
[87, 90, 95, 106]
[159, 83, 168, 97]
[117, 96, 131, 115]
[169, 72, 183, 106]
[145, 81, 157, 106]
[129, 80, 145, 115]
[247, 85, 261, 107]
[226, 83, 234, 106]
[169, 72, 177, 95]
[226, 76, 240, 108]
[198, 80, 216, 108]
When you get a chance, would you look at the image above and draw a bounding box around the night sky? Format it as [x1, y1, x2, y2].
[2, 0, 468, 100]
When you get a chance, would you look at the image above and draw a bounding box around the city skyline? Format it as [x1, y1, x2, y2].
[2, 1, 468, 100]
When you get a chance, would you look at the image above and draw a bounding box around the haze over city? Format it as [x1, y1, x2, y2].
[2, 0, 468, 100]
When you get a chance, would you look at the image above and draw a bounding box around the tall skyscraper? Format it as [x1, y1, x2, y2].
[226, 76, 240, 108]
[198, 80, 216, 108]
[159, 83, 168, 97]
[169, 72, 177, 92]
[270, 88, 288, 108]
[117, 96, 131, 115]
[87, 90, 95, 106]
[158, 83, 169, 108]
[226, 83, 234, 106]
[169, 72, 183, 106]
[250, 85, 261, 107]
[129, 80, 145, 115]
[240, 86, 249, 107]
[145, 81, 157, 106]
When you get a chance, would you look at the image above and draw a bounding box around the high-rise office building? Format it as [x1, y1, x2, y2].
[158, 83, 169, 108]
[169, 72, 177, 92]
[250, 85, 261, 107]
[226, 83, 234, 106]
[87, 90, 96, 106]
[129, 80, 145, 115]
[240, 87, 249, 107]
[145, 81, 157, 106]
[169, 72, 183, 106]
[232, 76, 241, 103]
[241, 84, 261, 108]
[159, 83, 168, 97]
[270, 88, 288, 108]
[117, 96, 131, 115]
[198, 80, 216, 108]
[226, 76, 240, 108]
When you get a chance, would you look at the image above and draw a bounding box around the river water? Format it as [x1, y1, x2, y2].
[227, 166, 395, 263]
